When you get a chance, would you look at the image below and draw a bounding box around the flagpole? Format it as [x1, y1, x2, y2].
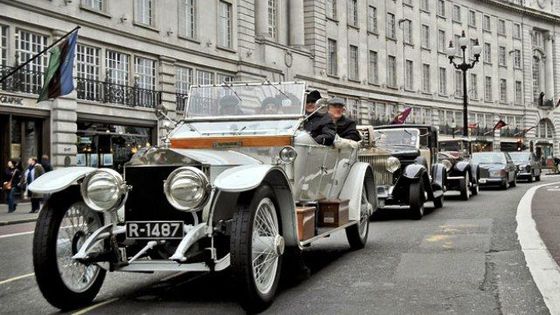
[0, 26, 80, 84]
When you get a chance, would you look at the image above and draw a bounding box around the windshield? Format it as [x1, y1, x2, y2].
[509, 152, 530, 162]
[373, 129, 420, 148]
[440, 141, 463, 152]
[472, 152, 506, 164]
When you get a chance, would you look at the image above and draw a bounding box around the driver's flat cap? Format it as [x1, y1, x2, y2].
[327, 97, 346, 106]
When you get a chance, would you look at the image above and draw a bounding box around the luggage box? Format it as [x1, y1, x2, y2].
[296, 206, 316, 241]
[318, 199, 349, 227]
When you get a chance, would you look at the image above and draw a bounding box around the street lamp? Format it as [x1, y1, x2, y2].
[446, 30, 482, 137]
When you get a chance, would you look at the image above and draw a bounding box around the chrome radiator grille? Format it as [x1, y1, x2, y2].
[358, 154, 392, 186]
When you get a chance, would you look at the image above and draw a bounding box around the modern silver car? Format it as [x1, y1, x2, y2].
[472, 152, 517, 189]
[28, 82, 377, 313]
[509, 151, 541, 182]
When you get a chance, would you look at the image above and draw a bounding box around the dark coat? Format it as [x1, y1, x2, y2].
[335, 116, 362, 141]
[303, 113, 336, 145]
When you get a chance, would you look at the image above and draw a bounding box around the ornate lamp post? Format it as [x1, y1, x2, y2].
[446, 31, 482, 137]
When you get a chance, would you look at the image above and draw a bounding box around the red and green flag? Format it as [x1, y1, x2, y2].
[38, 30, 78, 102]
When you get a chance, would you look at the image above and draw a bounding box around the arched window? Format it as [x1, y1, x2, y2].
[536, 119, 555, 139]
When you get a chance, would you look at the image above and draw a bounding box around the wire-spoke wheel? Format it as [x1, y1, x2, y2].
[346, 183, 370, 249]
[231, 185, 283, 313]
[33, 190, 106, 310]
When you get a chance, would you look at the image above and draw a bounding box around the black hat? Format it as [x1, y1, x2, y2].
[306, 90, 322, 103]
[327, 97, 345, 107]
[219, 95, 239, 107]
[261, 96, 280, 107]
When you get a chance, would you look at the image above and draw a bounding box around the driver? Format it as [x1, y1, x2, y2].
[219, 95, 243, 115]
[303, 90, 336, 145]
[260, 96, 282, 114]
[327, 97, 361, 141]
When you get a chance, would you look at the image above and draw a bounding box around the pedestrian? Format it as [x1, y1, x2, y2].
[22, 157, 45, 213]
[40, 154, 53, 172]
[3, 160, 22, 213]
[327, 97, 362, 141]
[302, 90, 336, 145]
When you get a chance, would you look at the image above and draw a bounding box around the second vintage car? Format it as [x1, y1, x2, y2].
[509, 151, 541, 182]
[472, 151, 518, 189]
[438, 139, 479, 200]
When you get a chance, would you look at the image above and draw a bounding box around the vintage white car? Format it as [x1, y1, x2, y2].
[29, 82, 377, 312]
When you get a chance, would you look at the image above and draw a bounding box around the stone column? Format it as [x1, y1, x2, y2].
[157, 56, 176, 145]
[545, 33, 554, 100]
[289, 0, 305, 46]
[50, 96, 78, 169]
[255, 0, 268, 38]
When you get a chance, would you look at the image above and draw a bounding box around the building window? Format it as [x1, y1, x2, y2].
[82, 0, 103, 11]
[0, 25, 7, 66]
[196, 69, 214, 84]
[181, 0, 196, 39]
[485, 76, 492, 101]
[368, 50, 378, 84]
[403, 20, 412, 44]
[452, 5, 461, 22]
[421, 24, 430, 49]
[437, 0, 445, 17]
[500, 79, 507, 103]
[498, 19, 506, 35]
[513, 49, 521, 68]
[468, 10, 476, 27]
[348, 0, 358, 27]
[326, 0, 336, 19]
[439, 67, 447, 95]
[135, 57, 156, 90]
[422, 64, 430, 92]
[438, 29, 446, 52]
[106, 50, 129, 85]
[268, 0, 277, 39]
[387, 13, 396, 39]
[346, 98, 359, 120]
[327, 39, 337, 76]
[533, 56, 542, 104]
[483, 43, 491, 63]
[348, 45, 359, 81]
[218, 1, 232, 48]
[16, 29, 48, 92]
[367, 6, 377, 33]
[76, 44, 100, 99]
[455, 70, 463, 96]
[135, 0, 154, 26]
[498, 46, 506, 66]
[405, 60, 413, 90]
[470, 73, 478, 99]
[533, 31, 543, 48]
[387, 55, 397, 87]
[176, 66, 193, 94]
[515, 81, 522, 105]
[421, 0, 429, 11]
[217, 73, 235, 84]
[483, 15, 491, 31]
[513, 23, 521, 39]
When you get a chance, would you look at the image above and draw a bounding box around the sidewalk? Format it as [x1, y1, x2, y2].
[0, 202, 39, 226]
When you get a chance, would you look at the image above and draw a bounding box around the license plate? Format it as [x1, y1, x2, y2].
[479, 179, 487, 184]
[126, 221, 184, 239]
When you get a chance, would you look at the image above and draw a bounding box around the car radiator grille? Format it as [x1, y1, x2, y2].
[358, 154, 393, 186]
[479, 168, 490, 178]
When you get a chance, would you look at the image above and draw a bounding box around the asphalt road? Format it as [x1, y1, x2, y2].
[0, 177, 556, 314]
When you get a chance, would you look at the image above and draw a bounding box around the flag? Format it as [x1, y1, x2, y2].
[38, 30, 78, 102]
[493, 119, 507, 130]
[391, 107, 412, 124]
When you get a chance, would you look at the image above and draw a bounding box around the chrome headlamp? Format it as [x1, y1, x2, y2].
[164, 166, 211, 212]
[81, 169, 128, 212]
[278, 146, 297, 164]
[385, 157, 401, 173]
[441, 160, 453, 172]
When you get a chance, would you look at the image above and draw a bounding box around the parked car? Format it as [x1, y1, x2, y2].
[28, 82, 377, 313]
[472, 152, 517, 189]
[366, 124, 446, 220]
[438, 139, 479, 200]
[509, 151, 541, 182]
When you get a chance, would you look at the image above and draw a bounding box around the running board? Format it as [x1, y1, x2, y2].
[299, 220, 358, 246]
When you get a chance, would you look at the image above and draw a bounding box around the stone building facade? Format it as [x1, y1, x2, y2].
[1, 0, 560, 173]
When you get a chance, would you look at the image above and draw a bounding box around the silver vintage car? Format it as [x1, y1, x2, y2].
[28, 82, 376, 312]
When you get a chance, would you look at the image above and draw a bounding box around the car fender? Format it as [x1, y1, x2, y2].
[454, 161, 470, 173]
[403, 164, 426, 179]
[469, 163, 479, 183]
[28, 167, 98, 194]
[214, 164, 277, 192]
[339, 162, 377, 220]
[431, 163, 446, 190]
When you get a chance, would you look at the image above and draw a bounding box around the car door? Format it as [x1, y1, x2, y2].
[504, 153, 515, 181]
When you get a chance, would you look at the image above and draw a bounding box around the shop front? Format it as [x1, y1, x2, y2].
[76, 121, 155, 173]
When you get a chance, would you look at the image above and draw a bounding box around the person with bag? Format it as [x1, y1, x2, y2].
[3, 160, 22, 213]
[22, 157, 45, 213]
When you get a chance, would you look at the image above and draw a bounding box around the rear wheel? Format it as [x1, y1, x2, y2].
[536, 173, 541, 181]
[460, 172, 470, 201]
[346, 184, 370, 249]
[510, 175, 517, 187]
[409, 182, 425, 220]
[33, 200, 106, 310]
[528, 172, 534, 183]
[231, 185, 283, 313]
[501, 175, 510, 190]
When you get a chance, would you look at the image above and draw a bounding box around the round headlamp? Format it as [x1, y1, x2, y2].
[279, 146, 297, 164]
[81, 169, 127, 212]
[442, 160, 453, 172]
[386, 157, 401, 173]
[164, 166, 211, 212]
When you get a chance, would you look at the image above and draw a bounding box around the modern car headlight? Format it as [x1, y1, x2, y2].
[81, 169, 128, 212]
[278, 146, 297, 164]
[386, 157, 401, 173]
[441, 160, 453, 172]
[164, 166, 211, 212]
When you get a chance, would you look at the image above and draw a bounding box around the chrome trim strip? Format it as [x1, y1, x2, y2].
[117, 260, 210, 272]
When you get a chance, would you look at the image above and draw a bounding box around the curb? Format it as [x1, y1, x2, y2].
[0, 218, 37, 226]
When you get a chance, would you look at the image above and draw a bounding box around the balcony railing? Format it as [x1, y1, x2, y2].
[76, 77, 161, 108]
[0, 65, 44, 94]
[500, 127, 521, 138]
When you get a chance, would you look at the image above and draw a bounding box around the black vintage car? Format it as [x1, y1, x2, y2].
[509, 151, 541, 182]
[438, 139, 479, 200]
[370, 125, 446, 220]
[472, 152, 517, 189]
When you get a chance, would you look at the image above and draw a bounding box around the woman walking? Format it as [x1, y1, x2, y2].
[3, 160, 22, 213]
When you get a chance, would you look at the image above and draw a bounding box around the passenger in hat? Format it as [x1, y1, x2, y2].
[219, 95, 243, 115]
[327, 97, 362, 141]
[260, 96, 282, 114]
[302, 90, 336, 145]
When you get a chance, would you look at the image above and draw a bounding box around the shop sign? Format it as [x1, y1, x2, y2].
[0, 93, 24, 105]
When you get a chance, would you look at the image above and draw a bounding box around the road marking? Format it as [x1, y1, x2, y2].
[516, 181, 560, 315]
[0, 273, 34, 285]
[0, 231, 34, 239]
[72, 298, 119, 315]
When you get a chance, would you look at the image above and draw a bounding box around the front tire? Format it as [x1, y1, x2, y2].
[409, 182, 425, 220]
[460, 172, 470, 201]
[346, 183, 370, 249]
[231, 185, 283, 313]
[510, 175, 517, 187]
[33, 198, 106, 310]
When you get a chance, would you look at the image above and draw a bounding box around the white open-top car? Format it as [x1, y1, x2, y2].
[29, 82, 377, 312]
